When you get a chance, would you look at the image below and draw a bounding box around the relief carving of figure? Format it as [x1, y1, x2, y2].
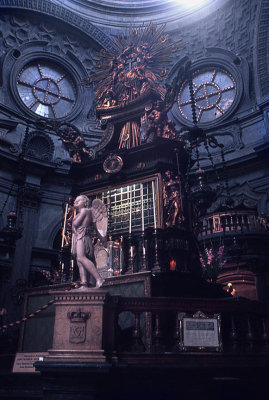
[72, 195, 107, 289]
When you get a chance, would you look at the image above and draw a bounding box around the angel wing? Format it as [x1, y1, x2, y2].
[91, 198, 108, 240]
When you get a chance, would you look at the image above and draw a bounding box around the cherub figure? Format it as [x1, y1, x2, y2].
[58, 124, 92, 163]
[72, 195, 107, 289]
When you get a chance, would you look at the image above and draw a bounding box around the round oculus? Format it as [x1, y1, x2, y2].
[16, 62, 77, 119]
[177, 67, 236, 124]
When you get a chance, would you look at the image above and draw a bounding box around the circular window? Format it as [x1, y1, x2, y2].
[177, 67, 237, 125]
[16, 61, 77, 119]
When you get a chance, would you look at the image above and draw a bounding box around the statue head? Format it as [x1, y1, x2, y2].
[165, 170, 173, 180]
[74, 195, 90, 209]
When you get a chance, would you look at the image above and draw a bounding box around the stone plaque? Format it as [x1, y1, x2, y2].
[179, 311, 222, 351]
[12, 352, 48, 373]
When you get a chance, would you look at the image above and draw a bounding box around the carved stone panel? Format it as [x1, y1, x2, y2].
[46, 289, 108, 363]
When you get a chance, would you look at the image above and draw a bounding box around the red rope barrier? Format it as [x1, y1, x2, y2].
[0, 299, 55, 330]
[0, 282, 83, 331]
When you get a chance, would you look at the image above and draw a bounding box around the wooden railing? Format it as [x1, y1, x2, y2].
[105, 296, 269, 359]
[199, 212, 268, 238]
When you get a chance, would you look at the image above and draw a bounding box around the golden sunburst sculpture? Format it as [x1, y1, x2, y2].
[84, 24, 185, 149]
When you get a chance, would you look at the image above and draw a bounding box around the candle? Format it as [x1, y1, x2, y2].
[129, 185, 132, 234]
[152, 181, 157, 229]
[170, 259, 176, 271]
[140, 183, 144, 232]
[61, 203, 69, 248]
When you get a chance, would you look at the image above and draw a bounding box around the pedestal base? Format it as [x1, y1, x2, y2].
[45, 288, 108, 363]
[46, 349, 106, 363]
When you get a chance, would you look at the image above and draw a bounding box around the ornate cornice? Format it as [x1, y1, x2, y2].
[0, 0, 116, 52]
[52, 289, 108, 304]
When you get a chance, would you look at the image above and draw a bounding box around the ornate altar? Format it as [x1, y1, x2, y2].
[55, 24, 203, 293]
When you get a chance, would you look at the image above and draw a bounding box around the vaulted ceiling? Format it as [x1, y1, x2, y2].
[53, 0, 230, 30]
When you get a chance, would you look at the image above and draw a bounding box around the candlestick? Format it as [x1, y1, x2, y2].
[140, 231, 147, 271]
[61, 262, 64, 282]
[126, 234, 134, 274]
[69, 259, 74, 282]
[152, 181, 157, 229]
[70, 209, 76, 254]
[129, 185, 132, 234]
[152, 228, 161, 272]
[140, 183, 144, 232]
[119, 235, 124, 274]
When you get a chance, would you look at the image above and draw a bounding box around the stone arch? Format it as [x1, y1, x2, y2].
[47, 218, 63, 250]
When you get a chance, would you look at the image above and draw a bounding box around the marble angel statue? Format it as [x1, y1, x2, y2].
[72, 195, 107, 289]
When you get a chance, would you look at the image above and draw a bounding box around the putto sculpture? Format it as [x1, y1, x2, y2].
[72, 195, 107, 289]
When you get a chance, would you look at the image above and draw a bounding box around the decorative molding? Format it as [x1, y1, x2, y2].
[21, 183, 43, 208]
[0, 128, 8, 140]
[9, 143, 20, 154]
[208, 181, 268, 214]
[53, 290, 107, 303]
[0, 118, 18, 131]
[51, 0, 231, 30]
[26, 131, 54, 162]
[0, 0, 116, 52]
[199, 125, 244, 160]
[257, 0, 269, 97]
[173, 0, 256, 66]
[90, 123, 114, 158]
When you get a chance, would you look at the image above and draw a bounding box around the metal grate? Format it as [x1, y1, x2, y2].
[89, 181, 155, 234]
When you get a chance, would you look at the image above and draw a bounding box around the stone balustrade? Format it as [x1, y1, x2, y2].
[105, 296, 269, 359]
[199, 212, 268, 238]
